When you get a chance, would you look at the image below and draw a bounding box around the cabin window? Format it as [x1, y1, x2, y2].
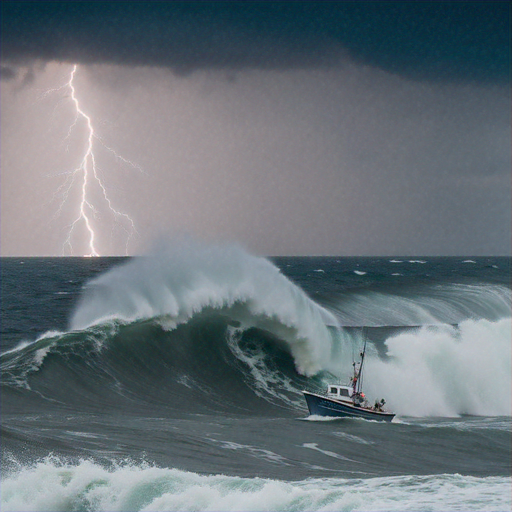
[340, 388, 349, 397]
[329, 387, 338, 395]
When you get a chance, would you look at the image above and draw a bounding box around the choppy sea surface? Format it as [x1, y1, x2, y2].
[1, 243, 511, 511]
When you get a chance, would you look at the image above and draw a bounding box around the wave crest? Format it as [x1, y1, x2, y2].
[70, 241, 337, 376]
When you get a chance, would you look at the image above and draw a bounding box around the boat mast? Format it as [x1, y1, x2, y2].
[357, 337, 367, 394]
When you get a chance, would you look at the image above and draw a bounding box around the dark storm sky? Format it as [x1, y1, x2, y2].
[1, 1, 511, 256]
[2, 1, 510, 81]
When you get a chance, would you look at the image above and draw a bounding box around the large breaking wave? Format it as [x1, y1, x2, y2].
[1, 243, 510, 418]
[70, 240, 338, 377]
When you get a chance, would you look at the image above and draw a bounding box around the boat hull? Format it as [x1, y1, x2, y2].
[303, 391, 395, 422]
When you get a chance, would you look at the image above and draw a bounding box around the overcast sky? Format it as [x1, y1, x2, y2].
[1, 1, 510, 256]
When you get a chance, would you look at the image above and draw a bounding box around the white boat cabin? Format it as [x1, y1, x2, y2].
[326, 385, 353, 401]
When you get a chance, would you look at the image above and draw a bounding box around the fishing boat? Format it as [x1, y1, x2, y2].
[303, 341, 395, 422]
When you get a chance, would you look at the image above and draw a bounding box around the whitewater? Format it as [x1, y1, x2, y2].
[1, 242, 510, 511]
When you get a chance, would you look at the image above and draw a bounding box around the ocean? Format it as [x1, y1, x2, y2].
[1, 242, 511, 511]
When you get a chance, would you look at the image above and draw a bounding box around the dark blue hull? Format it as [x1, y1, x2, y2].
[303, 391, 395, 422]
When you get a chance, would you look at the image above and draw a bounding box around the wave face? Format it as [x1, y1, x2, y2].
[3, 317, 510, 419]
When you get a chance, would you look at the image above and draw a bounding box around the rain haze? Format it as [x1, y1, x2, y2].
[1, 1, 510, 256]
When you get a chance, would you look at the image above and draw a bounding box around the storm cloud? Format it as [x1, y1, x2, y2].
[2, 1, 510, 82]
[1, 2, 510, 256]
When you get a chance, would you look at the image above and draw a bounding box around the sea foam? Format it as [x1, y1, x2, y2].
[364, 317, 512, 417]
[1, 457, 510, 512]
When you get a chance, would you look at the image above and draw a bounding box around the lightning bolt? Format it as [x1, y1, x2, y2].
[46, 64, 142, 256]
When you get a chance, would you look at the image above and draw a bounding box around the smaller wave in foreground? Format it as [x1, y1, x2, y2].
[1, 457, 509, 512]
